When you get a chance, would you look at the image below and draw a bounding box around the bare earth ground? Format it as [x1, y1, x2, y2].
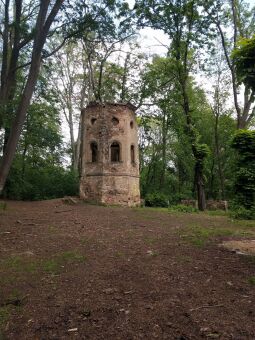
[0, 199, 255, 340]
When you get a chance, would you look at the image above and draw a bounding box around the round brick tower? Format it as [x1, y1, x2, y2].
[79, 102, 140, 206]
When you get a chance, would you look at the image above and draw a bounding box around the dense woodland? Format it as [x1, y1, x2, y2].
[0, 0, 254, 217]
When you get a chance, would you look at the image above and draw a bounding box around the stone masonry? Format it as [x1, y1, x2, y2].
[79, 102, 140, 206]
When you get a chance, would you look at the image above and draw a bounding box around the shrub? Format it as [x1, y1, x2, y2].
[168, 192, 194, 205]
[229, 205, 255, 220]
[231, 130, 255, 209]
[144, 192, 169, 207]
[5, 164, 79, 200]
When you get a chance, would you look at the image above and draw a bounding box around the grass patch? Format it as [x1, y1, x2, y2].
[48, 225, 58, 233]
[0, 306, 11, 337]
[0, 256, 37, 274]
[0, 251, 86, 277]
[0, 307, 10, 328]
[144, 236, 158, 245]
[133, 205, 199, 215]
[133, 207, 169, 214]
[168, 205, 198, 213]
[41, 251, 86, 274]
[248, 276, 255, 285]
[115, 251, 125, 258]
[205, 210, 227, 217]
[0, 290, 24, 336]
[179, 225, 236, 247]
[0, 202, 7, 211]
[231, 219, 255, 229]
[60, 251, 85, 262]
[42, 259, 59, 273]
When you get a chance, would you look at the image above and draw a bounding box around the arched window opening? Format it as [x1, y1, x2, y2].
[112, 117, 119, 126]
[111, 142, 120, 162]
[90, 142, 98, 162]
[131, 145, 135, 164]
[91, 117, 97, 125]
[130, 121, 134, 129]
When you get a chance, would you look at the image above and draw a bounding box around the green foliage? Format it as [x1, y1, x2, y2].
[231, 130, 255, 210]
[194, 143, 210, 164]
[2, 83, 79, 200]
[231, 130, 255, 156]
[248, 276, 255, 285]
[229, 206, 255, 220]
[231, 35, 255, 91]
[144, 192, 169, 207]
[6, 163, 78, 201]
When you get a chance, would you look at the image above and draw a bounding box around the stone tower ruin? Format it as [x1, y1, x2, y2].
[79, 102, 140, 206]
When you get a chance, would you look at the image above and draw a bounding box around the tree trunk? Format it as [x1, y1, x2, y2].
[181, 80, 207, 210]
[214, 110, 225, 199]
[195, 162, 206, 211]
[68, 106, 76, 169]
[208, 156, 215, 199]
[0, 0, 64, 194]
[76, 57, 88, 173]
[0, 57, 42, 193]
[74, 114, 82, 172]
[160, 111, 167, 189]
[0, 0, 25, 129]
[120, 53, 130, 102]
[79, 108, 86, 178]
[0, 0, 10, 128]
[216, 3, 254, 130]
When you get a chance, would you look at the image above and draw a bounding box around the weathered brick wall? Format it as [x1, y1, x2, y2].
[79, 102, 140, 206]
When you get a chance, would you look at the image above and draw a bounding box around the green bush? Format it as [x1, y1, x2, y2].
[5, 163, 79, 200]
[144, 192, 169, 207]
[168, 204, 198, 213]
[229, 205, 255, 220]
[231, 130, 255, 209]
[168, 192, 194, 205]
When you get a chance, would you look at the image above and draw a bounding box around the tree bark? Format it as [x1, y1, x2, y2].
[0, 0, 64, 194]
[216, 1, 255, 129]
[120, 53, 130, 102]
[195, 162, 206, 211]
[180, 77, 207, 210]
[214, 105, 225, 200]
[0, 0, 10, 128]
[160, 110, 167, 189]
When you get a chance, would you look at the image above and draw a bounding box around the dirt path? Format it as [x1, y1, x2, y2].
[0, 199, 255, 339]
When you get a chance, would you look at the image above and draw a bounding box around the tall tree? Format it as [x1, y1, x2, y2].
[50, 41, 89, 171]
[0, 0, 65, 194]
[135, 0, 210, 210]
[139, 56, 179, 192]
[205, 0, 255, 128]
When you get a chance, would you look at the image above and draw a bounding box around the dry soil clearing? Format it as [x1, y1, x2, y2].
[0, 199, 255, 340]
